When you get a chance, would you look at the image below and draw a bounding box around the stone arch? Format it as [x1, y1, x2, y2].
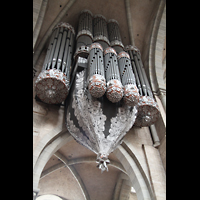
[33, 129, 156, 200]
[33, 0, 77, 68]
[33, 131, 73, 192]
[36, 194, 63, 200]
[33, 129, 70, 169]
[114, 145, 156, 200]
[148, 0, 166, 94]
[33, 131, 91, 200]
[40, 156, 127, 179]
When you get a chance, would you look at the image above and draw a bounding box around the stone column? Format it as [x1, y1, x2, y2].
[150, 124, 160, 147]
[33, 188, 40, 200]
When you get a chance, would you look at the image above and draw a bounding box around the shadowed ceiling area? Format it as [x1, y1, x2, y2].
[34, 0, 160, 55]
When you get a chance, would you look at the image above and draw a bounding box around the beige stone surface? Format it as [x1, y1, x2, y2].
[38, 166, 85, 200]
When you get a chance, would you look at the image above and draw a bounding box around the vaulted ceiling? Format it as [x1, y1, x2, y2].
[33, 0, 160, 56]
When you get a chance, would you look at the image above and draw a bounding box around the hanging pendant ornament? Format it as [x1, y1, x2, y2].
[96, 153, 110, 173]
[65, 65, 138, 172]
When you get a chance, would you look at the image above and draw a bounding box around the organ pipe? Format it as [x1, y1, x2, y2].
[104, 47, 123, 103]
[74, 10, 93, 61]
[117, 51, 140, 106]
[35, 22, 75, 104]
[88, 43, 106, 98]
[125, 45, 160, 127]
[93, 15, 110, 50]
[107, 19, 124, 54]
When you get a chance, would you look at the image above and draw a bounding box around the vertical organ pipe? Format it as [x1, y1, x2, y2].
[74, 10, 93, 61]
[35, 22, 75, 104]
[107, 19, 124, 54]
[125, 45, 160, 127]
[127, 48, 143, 95]
[88, 43, 106, 98]
[93, 15, 110, 50]
[117, 51, 140, 106]
[104, 47, 123, 103]
[136, 50, 153, 98]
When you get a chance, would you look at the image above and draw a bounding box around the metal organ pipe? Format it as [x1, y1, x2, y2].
[107, 19, 124, 54]
[93, 15, 110, 50]
[117, 51, 140, 106]
[127, 48, 143, 96]
[88, 43, 106, 98]
[136, 51, 153, 98]
[125, 45, 160, 127]
[74, 10, 93, 61]
[35, 22, 75, 104]
[104, 47, 123, 103]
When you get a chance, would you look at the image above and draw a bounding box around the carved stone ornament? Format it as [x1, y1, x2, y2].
[65, 69, 138, 172]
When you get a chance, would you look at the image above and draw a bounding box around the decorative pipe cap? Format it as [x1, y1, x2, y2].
[106, 79, 123, 103]
[104, 47, 117, 56]
[53, 22, 75, 35]
[80, 9, 93, 16]
[88, 74, 106, 98]
[94, 14, 107, 21]
[123, 84, 140, 107]
[107, 19, 119, 25]
[117, 51, 130, 60]
[89, 43, 103, 52]
[125, 45, 140, 54]
[134, 96, 160, 127]
[35, 69, 69, 104]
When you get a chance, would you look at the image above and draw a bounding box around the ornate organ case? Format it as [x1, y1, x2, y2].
[35, 10, 161, 172]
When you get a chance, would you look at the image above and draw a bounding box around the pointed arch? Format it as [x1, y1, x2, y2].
[114, 145, 156, 200]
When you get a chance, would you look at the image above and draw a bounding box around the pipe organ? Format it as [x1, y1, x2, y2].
[126, 45, 160, 127]
[34, 9, 161, 172]
[35, 22, 75, 104]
